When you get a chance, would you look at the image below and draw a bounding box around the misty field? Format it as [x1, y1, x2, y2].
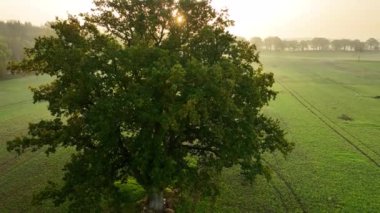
[1, 52, 380, 212]
[206, 51, 380, 212]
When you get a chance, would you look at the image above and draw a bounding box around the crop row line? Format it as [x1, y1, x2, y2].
[263, 158, 307, 213]
[287, 82, 380, 158]
[0, 149, 45, 188]
[269, 182, 290, 212]
[277, 80, 380, 168]
[0, 99, 33, 110]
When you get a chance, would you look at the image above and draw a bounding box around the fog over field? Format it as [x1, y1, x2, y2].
[0, 0, 380, 39]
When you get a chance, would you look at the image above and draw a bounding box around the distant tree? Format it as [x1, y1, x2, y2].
[283, 40, 299, 51]
[0, 21, 52, 61]
[341, 39, 352, 51]
[365, 38, 379, 51]
[331, 39, 344, 51]
[273, 36, 284, 51]
[299, 40, 309, 51]
[311, 37, 330, 51]
[250, 37, 263, 50]
[263, 37, 272, 51]
[351, 39, 365, 61]
[0, 41, 10, 76]
[352, 39, 365, 52]
[8, 0, 292, 212]
[264, 36, 283, 51]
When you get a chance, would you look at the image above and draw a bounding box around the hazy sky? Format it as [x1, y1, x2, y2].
[0, 0, 379, 40]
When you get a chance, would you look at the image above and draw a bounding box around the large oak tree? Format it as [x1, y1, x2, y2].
[8, 0, 292, 211]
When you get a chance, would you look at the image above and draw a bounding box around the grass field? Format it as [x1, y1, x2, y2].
[0, 76, 70, 212]
[1, 52, 380, 212]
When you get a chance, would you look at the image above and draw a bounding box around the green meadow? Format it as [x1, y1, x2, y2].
[0, 75, 69, 212]
[1, 52, 380, 212]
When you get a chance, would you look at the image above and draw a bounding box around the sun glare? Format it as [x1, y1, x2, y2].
[176, 15, 185, 25]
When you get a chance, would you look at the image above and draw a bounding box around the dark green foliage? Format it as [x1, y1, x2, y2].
[8, 0, 292, 211]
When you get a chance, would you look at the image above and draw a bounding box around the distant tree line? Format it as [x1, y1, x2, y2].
[0, 21, 52, 77]
[250, 36, 379, 52]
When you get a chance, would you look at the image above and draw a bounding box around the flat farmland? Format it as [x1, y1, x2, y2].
[1, 52, 380, 212]
[203, 52, 380, 212]
[0, 75, 70, 212]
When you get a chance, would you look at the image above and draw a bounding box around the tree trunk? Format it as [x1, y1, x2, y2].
[148, 189, 164, 212]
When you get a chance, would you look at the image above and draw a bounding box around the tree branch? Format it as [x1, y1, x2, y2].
[181, 144, 220, 157]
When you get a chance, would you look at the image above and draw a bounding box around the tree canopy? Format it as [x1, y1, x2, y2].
[311, 37, 330, 51]
[8, 0, 292, 211]
[264, 36, 283, 51]
[366, 38, 379, 50]
[250, 37, 263, 50]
